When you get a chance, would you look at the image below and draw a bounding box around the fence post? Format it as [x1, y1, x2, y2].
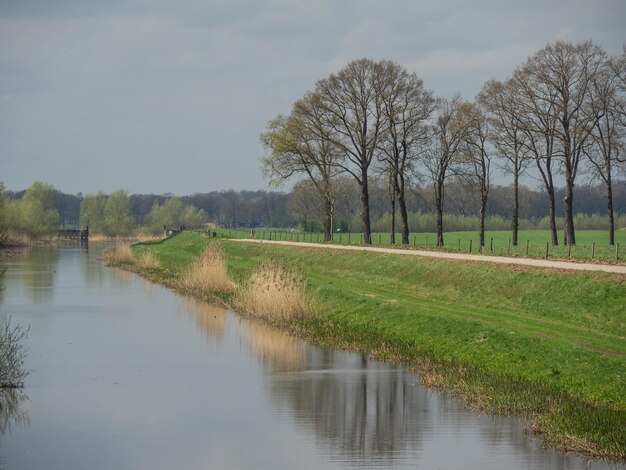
[469, 239, 472, 254]
[348, 232, 351, 244]
[339, 233, 342, 243]
[616, 243, 620, 261]
[490, 237, 494, 253]
[507, 239, 511, 255]
[379, 234, 381, 245]
[458, 239, 461, 251]
[545, 241, 549, 259]
[592, 242, 595, 260]
[414, 236, 416, 247]
[526, 240, 529, 256]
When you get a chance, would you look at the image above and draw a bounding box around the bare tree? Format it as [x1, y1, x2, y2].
[422, 96, 469, 247]
[459, 101, 493, 248]
[586, 54, 626, 245]
[478, 79, 529, 246]
[260, 92, 342, 242]
[377, 62, 436, 245]
[519, 41, 607, 245]
[316, 59, 387, 245]
[511, 62, 560, 245]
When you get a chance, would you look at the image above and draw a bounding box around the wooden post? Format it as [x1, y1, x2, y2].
[469, 239, 472, 254]
[339, 233, 342, 243]
[525, 240, 529, 256]
[507, 239, 511, 255]
[414, 236, 416, 247]
[545, 241, 549, 259]
[616, 243, 620, 261]
[348, 232, 351, 244]
[361, 234, 363, 244]
[490, 237, 493, 253]
[458, 239, 461, 251]
[592, 242, 595, 260]
[379, 234, 381, 245]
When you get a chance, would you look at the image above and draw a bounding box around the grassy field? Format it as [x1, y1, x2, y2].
[126, 231, 626, 460]
[204, 228, 626, 263]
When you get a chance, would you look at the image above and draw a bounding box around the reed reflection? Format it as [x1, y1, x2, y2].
[239, 318, 305, 371]
[182, 298, 227, 341]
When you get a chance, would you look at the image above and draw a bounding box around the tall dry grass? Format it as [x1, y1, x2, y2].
[102, 244, 134, 264]
[178, 245, 236, 296]
[237, 261, 312, 321]
[136, 250, 160, 270]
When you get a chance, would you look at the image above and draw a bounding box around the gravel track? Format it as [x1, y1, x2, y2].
[230, 238, 626, 275]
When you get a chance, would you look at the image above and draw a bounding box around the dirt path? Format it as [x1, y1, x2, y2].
[230, 239, 626, 275]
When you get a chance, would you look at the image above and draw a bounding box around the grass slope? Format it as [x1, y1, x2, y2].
[128, 231, 626, 460]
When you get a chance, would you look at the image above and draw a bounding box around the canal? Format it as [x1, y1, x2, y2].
[0, 244, 617, 469]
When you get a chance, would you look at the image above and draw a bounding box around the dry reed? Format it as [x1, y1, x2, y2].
[102, 244, 134, 264]
[136, 250, 160, 270]
[178, 245, 236, 296]
[237, 261, 311, 321]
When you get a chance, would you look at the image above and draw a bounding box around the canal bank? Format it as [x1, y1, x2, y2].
[118, 231, 626, 462]
[3, 244, 620, 468]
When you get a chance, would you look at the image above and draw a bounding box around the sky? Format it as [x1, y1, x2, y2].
[1, 0, 625, 196]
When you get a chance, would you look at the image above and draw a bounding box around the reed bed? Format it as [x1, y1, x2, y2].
[136, 250, 160, 270]
[177, 245, 236, 296]
[102, 244, 134, 264]
[237, 261, 311, 321]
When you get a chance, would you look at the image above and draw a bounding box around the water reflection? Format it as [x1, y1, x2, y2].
[0, 389, 28, 436]
[2, 248, 58, 304]
[234, 314, 427, 463]
[182, 298, 226, 340]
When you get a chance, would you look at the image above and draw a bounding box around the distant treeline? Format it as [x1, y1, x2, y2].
[2, 178, 625, 237]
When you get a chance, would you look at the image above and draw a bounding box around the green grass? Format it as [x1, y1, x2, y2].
[127, 231, 626, 460]
[207, 227, 626, 263]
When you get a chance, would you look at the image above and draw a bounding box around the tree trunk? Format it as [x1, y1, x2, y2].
[547, 186, 558, 246]
[389, 192, 396, 245]
[435, 180, 444, 247]
[360, 170, 372, 245]
[479, 196, 486, 249]
[512, 170, 519, 246]
[607, 174, 614, 246]
[323, 198, 334, 242]
[563, 179, 576, 246]
[397, 173, 409, 245]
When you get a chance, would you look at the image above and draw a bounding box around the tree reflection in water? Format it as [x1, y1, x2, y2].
[239, 317, 428, 464]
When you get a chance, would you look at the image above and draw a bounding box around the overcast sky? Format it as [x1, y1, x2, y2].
[1, 0, 625, 195]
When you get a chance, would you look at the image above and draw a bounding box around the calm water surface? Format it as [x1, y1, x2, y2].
[0, 244, 621, 469]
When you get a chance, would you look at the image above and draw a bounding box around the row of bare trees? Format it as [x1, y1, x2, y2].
[261, 41, 626, 246]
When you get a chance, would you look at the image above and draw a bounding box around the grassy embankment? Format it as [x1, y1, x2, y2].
[111, 231, 626, 461]
[210, 228, 626, 263]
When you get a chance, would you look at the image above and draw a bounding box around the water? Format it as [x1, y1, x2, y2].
[0, 244, 621, 469]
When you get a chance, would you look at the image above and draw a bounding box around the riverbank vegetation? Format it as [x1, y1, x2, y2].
[106, 231, 626, 461]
